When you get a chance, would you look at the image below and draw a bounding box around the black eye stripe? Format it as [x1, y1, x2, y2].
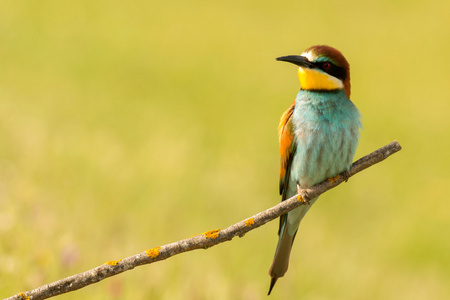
[312, 62, 347, 80]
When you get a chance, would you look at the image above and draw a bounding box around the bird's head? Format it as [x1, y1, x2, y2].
[277, 45, 351, 98]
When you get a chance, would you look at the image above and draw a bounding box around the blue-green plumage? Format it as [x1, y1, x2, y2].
[268, 45, 362, 294]
[291, 89, 361, 189]
[284, 89, 360, 237]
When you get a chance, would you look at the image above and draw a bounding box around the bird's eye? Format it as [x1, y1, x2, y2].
[322, 62, 331, 69]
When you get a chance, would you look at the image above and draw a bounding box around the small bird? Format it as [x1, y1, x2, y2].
[268, 45, 362, 294]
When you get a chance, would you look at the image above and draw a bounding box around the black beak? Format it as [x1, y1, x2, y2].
[276, 55, 314, 68]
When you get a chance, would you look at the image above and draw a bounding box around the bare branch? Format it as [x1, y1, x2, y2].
[4, 141, 402, 300]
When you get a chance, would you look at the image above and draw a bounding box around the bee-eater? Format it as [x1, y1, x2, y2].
[268, 45, 361, 294]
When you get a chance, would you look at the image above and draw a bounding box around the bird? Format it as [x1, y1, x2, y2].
[268, 45, 362, 294]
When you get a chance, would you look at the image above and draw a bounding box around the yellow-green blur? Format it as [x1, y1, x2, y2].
[0, 1, 449, 299]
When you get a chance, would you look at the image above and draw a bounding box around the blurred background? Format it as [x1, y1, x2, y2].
[1, 1, 449, 299]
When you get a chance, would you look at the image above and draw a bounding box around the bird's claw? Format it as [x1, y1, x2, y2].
[342, 170, 350, 182]
[296, 183, 311, 205]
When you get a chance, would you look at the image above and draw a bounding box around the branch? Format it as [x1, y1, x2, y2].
[5, 141, 402, 300]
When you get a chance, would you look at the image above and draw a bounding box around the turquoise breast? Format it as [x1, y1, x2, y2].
[289, 89, 361, 194]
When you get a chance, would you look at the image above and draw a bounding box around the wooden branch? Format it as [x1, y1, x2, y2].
[5, 141, 402, 300]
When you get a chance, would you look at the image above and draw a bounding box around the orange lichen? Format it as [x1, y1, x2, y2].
[297, 195, 311, 205]
[105, 259, 121, 266]
[327, 175, 340, 183]
[18, 293, 30, 300]
[244, 218, 255, 227]
[146, 246, 161, 258]
[204, 229, 220, 239]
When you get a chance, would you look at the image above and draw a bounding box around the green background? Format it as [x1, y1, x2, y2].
[1, 1, 449, 299]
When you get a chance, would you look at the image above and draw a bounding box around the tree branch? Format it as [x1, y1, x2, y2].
[5, 141, 402, 300]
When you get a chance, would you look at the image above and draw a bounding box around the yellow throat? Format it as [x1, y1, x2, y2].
[298, 67, 343, 91]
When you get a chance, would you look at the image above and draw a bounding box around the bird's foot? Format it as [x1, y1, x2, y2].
[342, 170, 350, 182]
[296, 183, 311, 205]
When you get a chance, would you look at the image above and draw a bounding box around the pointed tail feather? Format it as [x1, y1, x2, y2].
[268, 277, 278, 295]
[268, 218, 297, 294]
[267, 201, 317, 294]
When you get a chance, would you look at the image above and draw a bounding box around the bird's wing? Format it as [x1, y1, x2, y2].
[278, 100, 297, 201]
[268, 100, 298, 285]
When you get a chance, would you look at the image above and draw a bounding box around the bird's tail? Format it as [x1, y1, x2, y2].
[268, 200, 317, 295]
[268, 213, 297, 295]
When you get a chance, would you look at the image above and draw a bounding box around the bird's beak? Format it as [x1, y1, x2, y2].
[276, 55, 314, 68]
